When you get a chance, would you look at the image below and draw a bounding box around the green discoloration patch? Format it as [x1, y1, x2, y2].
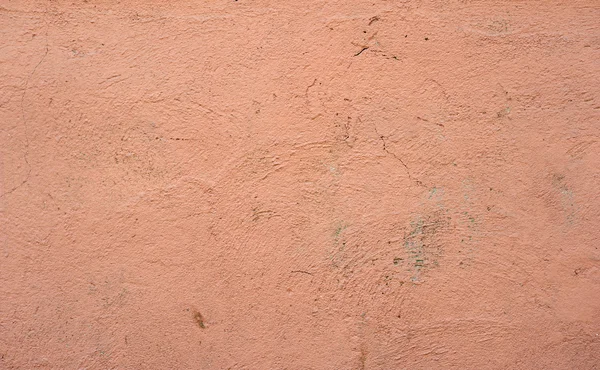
[334, 223, 347, 239]
[401, 211, 447, 282]
[552, 174, 577, 224]
[497, 106, 511, 118]
[463, 211, 477, 226]
[330, 222, 349, 268]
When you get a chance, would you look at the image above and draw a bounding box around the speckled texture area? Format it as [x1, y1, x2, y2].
[1, 1, 599, 369]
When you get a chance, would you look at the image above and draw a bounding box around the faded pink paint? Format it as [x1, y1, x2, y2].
[1, 1, 599, 369]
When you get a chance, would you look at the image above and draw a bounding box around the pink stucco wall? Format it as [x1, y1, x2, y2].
[1, 1, 599, 368]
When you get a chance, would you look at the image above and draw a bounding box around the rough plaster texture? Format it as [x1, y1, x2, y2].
[1, 0, 600, 369]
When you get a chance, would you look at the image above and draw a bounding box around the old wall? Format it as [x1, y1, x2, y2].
[1, 1, 599, 368]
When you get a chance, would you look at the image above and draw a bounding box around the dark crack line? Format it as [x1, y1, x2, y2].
[21, 43, 49, 144]
[341, 116, 353, 147]
[2, 18, 49, 198]
[354, 47, 369, 56]
[372, 124, 423, 187]
[305, 78, 317, 97]
[291, 270, 313, 275]
[380, 135, 413, 180]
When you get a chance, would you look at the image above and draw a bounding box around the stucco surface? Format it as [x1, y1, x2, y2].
[1, 1, 599, 369]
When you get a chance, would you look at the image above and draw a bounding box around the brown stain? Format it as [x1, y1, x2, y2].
[358, 347, 368, 370]
[193, 310, 206, 329]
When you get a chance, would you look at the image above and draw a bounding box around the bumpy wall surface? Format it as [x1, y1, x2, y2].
[1, 1, 599, 369]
